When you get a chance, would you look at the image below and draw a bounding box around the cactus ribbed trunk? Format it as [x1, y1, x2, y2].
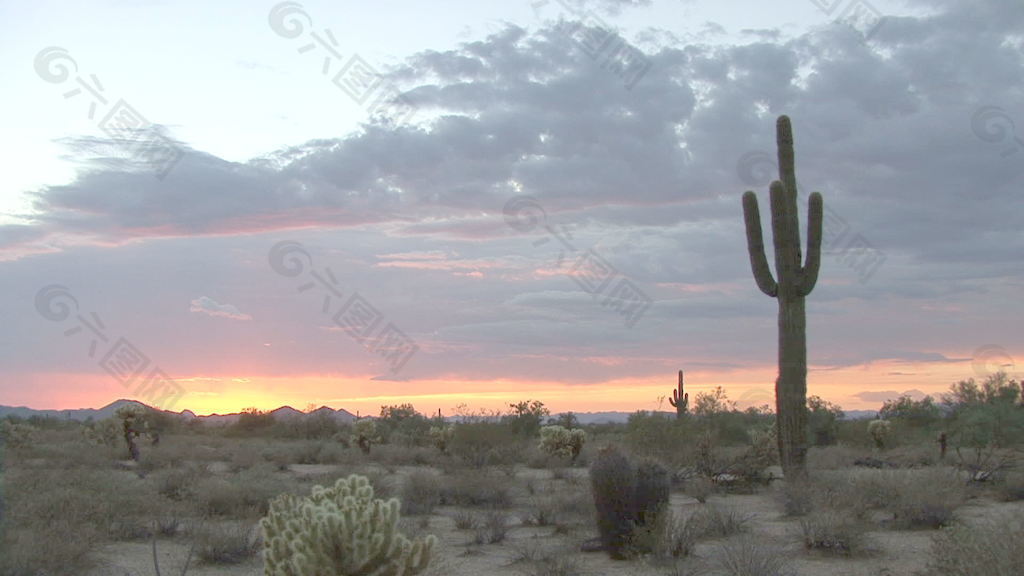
[741, 115, 822, 480]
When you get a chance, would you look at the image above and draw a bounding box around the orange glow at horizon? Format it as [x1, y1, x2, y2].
[11, 355, 1009, 417]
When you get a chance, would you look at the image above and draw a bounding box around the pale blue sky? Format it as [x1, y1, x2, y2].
[0, 0, 914, 223]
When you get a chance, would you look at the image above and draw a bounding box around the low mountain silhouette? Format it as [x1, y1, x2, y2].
[0, 399, 356, 424]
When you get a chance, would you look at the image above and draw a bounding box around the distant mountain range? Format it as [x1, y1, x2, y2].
[0, 400, 877, 425]
[0, 399, 357, 425]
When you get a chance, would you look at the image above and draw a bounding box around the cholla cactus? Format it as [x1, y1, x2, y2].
[351, 419, 378, 455]
[867, 419, 892, 450]
[82, 418, 121, 447]
[539, 425, 586, 462]
[428, 424, 453, 453]
[261, 474, 435, 576]
[0, 420, 37, 451]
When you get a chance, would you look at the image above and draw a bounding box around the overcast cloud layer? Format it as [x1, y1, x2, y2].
[1, 0, 1021, 412]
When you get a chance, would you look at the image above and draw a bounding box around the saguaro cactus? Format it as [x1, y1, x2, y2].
[741, 115, 823, 479]
[668, 370, 688, 419]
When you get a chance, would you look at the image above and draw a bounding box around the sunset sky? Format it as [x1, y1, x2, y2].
[0, 0, 1020, 417]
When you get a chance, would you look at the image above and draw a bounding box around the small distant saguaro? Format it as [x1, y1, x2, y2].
[668, 370, 688, 419]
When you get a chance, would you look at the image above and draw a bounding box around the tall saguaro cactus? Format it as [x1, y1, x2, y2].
[741, 115, 823, 479]
[668, 370, 688, 419]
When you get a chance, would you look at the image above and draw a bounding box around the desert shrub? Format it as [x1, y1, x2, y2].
[634, 459, 671, 525]
[807, 396, 844, 446]
[229, 443, 264, 471]
[994, 471, 1024, 501]
[0, 469, 103, 572]
[0, 466, 170, 574]
[156, 463, 207, 502]
[0, 421, 37, 452]
[196, 466, 290, 518]
[503, 400, 550, 437]
[196, 522, 260, 564]
[401, 470, 441, 516]
[81, 418, 121, 448]
[884, 442, 940, 467]
[813, 467, 966, 528]
[439, 473, 511, 508]
[539, 425, 586, 462]
[806, 444, 870, 470]
[929, 512, 1024, 575]
[625, 411, 699, 469]
[233, 407, 276, 433]
[727, 426, 778, 485]
[800, 511, 868, 556]
[713, 536, 795, 576]
[449, 421, 521, 468]
[685, 476, 715, 503]
[887, 467, 966, 529]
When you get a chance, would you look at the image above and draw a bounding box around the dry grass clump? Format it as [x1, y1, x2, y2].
[521, 495, 562, 527]
[799, 510, 870, 556]
[195, 521, 260, 565]
[472, 510, 512, 544]
[928, 512, 1024, 575]
[451, 509, 477, 530]
[632, 508, 702, 560]
[692, 503, 754, 538]
[713, 535, 796, 576]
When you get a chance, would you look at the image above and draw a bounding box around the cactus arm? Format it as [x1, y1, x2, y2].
[776, 116, 798, 204]
[799, 192, 824, 296]
[742, 191, 779, 297]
